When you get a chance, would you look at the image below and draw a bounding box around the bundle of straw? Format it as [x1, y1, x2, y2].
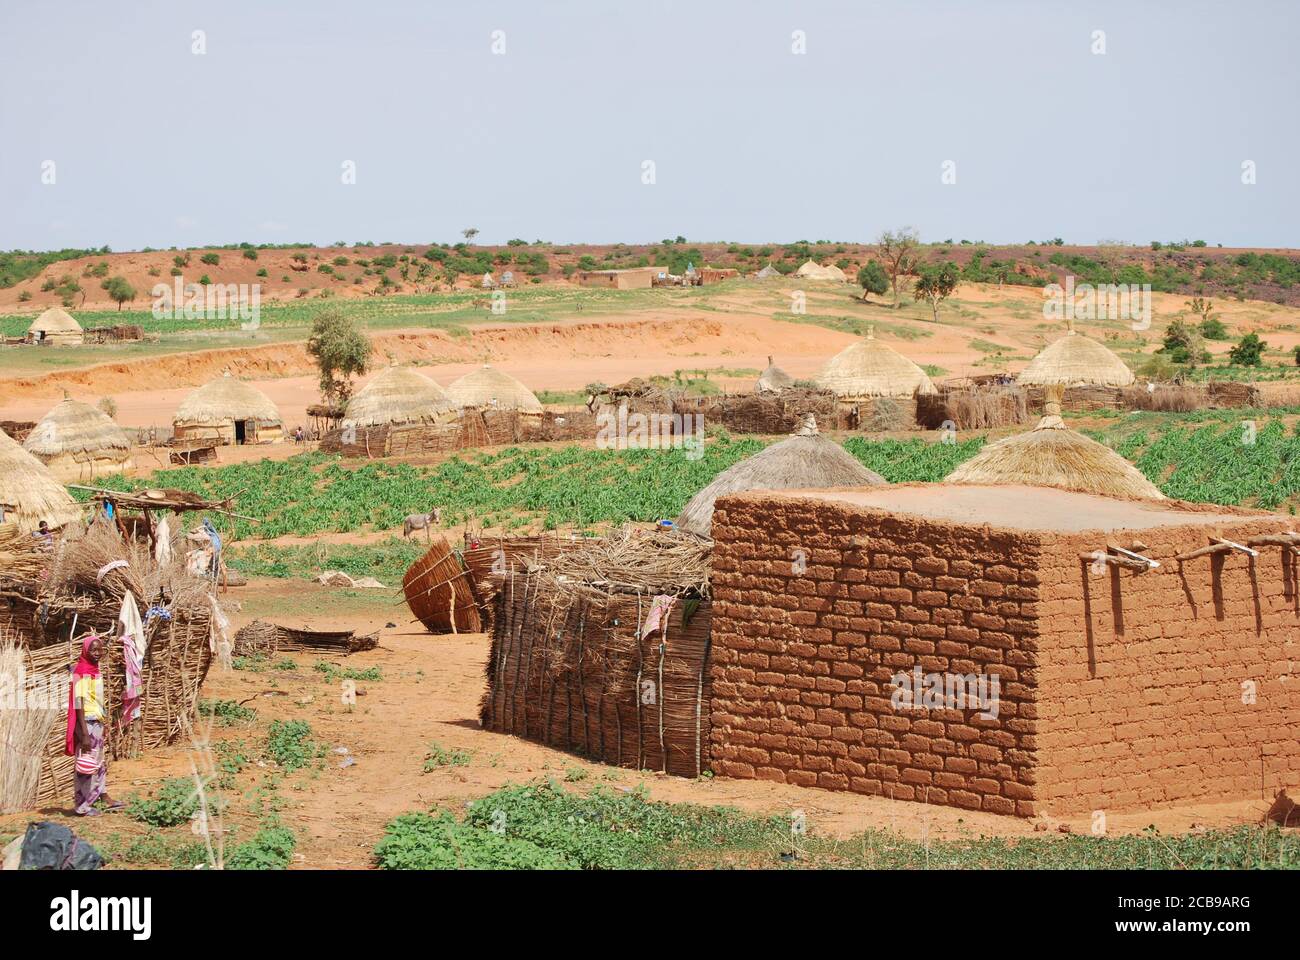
[546, 526, 712, 597]
[0, 626, 63, 814]
[0, 524, 46, 582]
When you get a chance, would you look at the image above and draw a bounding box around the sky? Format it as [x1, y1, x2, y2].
[1, 0, 1296, 251]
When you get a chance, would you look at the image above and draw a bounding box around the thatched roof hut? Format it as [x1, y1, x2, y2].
[27, 307, 83, 346]
[446, 365, 543, 417]
[173, 372, 284, 445]
[754, 356, 795, 394]
[676, 415, 886, 539]
[815, 328, 937, 401]
[0, 429, 83, 532]
[1017, 328, 1135, 388]
[944, 395, 1163, 499]
[794, 260, 833, 280]
[23, 398, 132, 483]
[345, 363, 458, 428]
[755, 263, 781, 279]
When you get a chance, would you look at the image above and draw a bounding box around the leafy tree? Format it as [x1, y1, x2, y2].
[1228, 332, 1266, 367]
[102, 275, 136, 311]
[200, 252, 220, 265]
[1187, 298, 1227, 340]
[461, 227, 480, 244]
[876, 228, 920, 308]
[306, 309, 372, 406]
[856, 261, 889, 300]
[1159, 318, 1207, 366]
[912, 262, 960, 322]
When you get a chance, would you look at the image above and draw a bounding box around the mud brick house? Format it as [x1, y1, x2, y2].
[709, 484, 1300, 817]
[574, 266, 664, 289]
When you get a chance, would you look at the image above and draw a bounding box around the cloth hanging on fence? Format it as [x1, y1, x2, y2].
[95, 559, 128, 584]
[119, 590, 145, 725]
[201, 518, 222, 580]
[640, 594, 676, 638]
[154, 516, 172, 563]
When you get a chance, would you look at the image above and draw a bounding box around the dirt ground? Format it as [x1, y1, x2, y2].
[2, 579, 1273, 870]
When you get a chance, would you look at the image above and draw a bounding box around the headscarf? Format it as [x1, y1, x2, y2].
[65, 633, 101, 756]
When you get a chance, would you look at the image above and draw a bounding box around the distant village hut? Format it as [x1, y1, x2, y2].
[26, 307, 84, 346]
[23, 398, 132, 483]
[173, 372, 284, 445]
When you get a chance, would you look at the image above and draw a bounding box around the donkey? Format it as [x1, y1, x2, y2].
[403, 507, 442, 541]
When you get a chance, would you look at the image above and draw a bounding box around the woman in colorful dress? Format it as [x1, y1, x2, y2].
[65, 634, 123, 816]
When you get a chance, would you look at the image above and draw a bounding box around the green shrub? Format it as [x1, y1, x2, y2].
[266, 719, 319, 772]
[126, 777, 199, 827]
[373, 811, 574, 870]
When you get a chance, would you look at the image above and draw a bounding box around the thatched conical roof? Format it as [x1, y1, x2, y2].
[0, 429, 83, 532]
[676, 415, 886, 539]
[446, 365, 543, 415]
[28, 307, 82, 336]
[174, 372, 283, 426]
[794, 260, 834, 280]
[815, 328, 937, 399]
[1017, 329, 1134, 388]
[944, 395, 1163, 499]
[345, 364, 457, 428]
[24, 398, 131, 458]
[755, 356, 795, 394]
[755, 263, 781, 279]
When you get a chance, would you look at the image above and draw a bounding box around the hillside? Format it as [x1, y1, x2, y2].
[3, 240, 1299, 314]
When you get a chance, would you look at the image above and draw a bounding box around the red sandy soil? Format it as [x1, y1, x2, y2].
[1, 581, 1272, 869]
[0, 311, 856, 428]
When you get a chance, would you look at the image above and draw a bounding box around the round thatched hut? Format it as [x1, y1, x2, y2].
[944, 396, 1163, 499]
[1017, 328, 1134, 388]
[26, 307, 84, 346]
[754, 356, 795, 394]
[446, 365, 543, 419]
[23, 398, 132, 482]
[173, 372, 284, 445]
[815, 328, 937, 403]
[345, 363, 459, 428]
[0, 429, 84, 532]
[676, 415, 886, 539]
[754, 263, 781, 279]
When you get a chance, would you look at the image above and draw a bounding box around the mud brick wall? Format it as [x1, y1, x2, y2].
[709, 493, 1042, 817]
[1034, 519, 1299, 815]
[710, 489, 1300, 818]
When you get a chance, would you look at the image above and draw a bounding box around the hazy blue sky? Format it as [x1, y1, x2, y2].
[1, 0, 1296, 251]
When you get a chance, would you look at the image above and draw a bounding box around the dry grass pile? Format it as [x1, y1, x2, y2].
[547, 526, 712, 597]
[0, 627, 62, 814]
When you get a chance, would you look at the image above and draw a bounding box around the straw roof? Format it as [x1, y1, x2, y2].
[0, 429, 83, 532]
[24, 398, 131, 458]
[815, 328, 938, 399]
[345, 364, 458, 427]
[174, 372, 283, 426]
[755, 356, 796, 394]
[446, 365, 543, 415]
[1018, 329, 1135, 388]
[755, 263, 781, 279]
[28, 307, 82, 335]
[945, 399, 1164, 499]
[676, 415, 886, 539]
[794, 260, 834, 280]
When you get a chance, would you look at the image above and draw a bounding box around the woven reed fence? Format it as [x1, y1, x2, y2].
[675, 388, 840, 435]
[1025, 384, 1125, 413]
[461, 534, 599, 631]
[402, 537, 483, 634]
[917, 382, 1028, 430]
[481, 573, 713, 777]
[0, 523, 216, 812]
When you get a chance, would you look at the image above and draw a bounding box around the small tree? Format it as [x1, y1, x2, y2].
[856, 261, 889, 301]
[877, 227, 920, 309]
[306, 309, 372, 406]
[1159, 318, 1206, 366]
[97, 396, 118, 419]
[1187, 297, 1227, 340]
[102, 276, 137, 311]
[912, 262, 960, 322]
[1228, 332, 1266, 367]
[461, 227, 480, 245]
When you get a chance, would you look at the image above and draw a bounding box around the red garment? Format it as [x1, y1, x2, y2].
[65, 634, 101, 756]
